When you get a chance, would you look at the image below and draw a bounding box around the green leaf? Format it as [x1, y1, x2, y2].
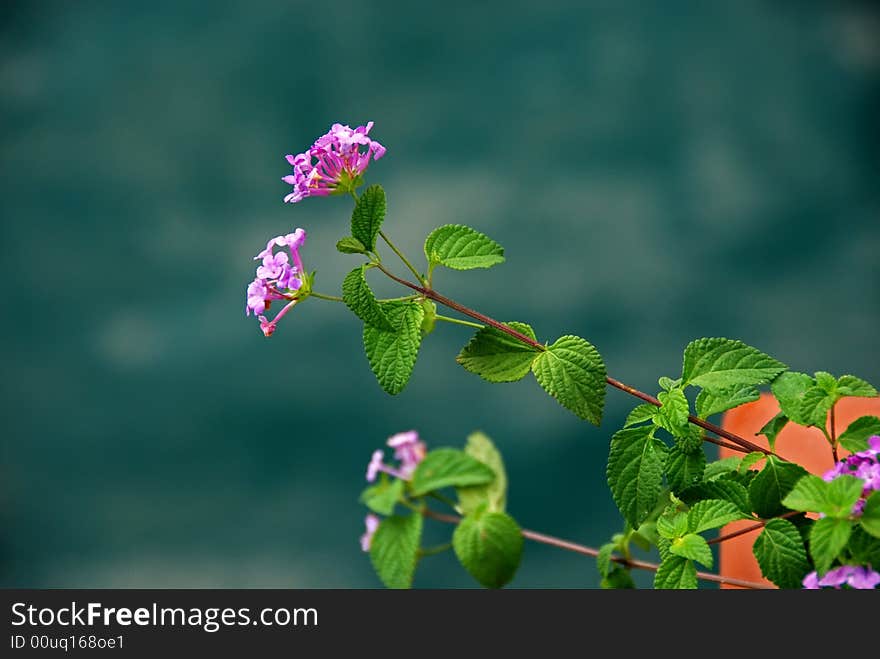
[703, 456, 742, 481]
[810, 517, 852, 575]
[757, 413, 788, 452]
[696, 385, 760, 418]
[606, 426, 667, 528]
[410, 448, 496, 496]
[369, 513, 423, 589]
[625, 403, 657, 427]
[531, 335, 607, 424]
[752, 518, 810, 589]
[849, 525, 880, 564]
[596, 542, 615, 578]
[681, 338, 787, 391]
[688, 499, 748, 534]
[457, 432, 508, 514]
[670, 533, 713, 568]
[688, 478, 752, 515]
[658, 376, 680, 391]
[653, 387, 690, 437]
[657, 511, 689, 540]
[814, 371, 838, 393]
[456, 322, 540, 383]
[452, 506, 523, 588]
[770, 372, 815, 425]
[601, 566, 636, 589]
[838, 416, 880, 454]
[800, 386, 835, 428]
[748, 456, 808, 518]
[360, 477, 404, 515]
[782, 474, 864, 518]
[423, 224, 505, 271]
[336, 236, 367, 254]
[665, 444, 705, 495]
[343, 266, 394, 331]
[351, 184, 386, 251]
[654, 555, 697, 589]
[739, 451, 766, 474]
[860, 491, 880, 539]
[362, 301, 425, 395]
[836, 375, 877, 398]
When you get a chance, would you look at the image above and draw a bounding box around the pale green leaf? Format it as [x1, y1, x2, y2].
[770, 372, 814, 425]
[670, 533, 713, 568]
[800, 386, 834, 428]
[362, 300, 424, 395]
[810, 517, 852, 575]
[369, 513, 423, 589]
[696, 385, 760, 418]
[703, 456, 742, 481]
[653, 387, 690, 437]
[688, 498, 748, 534]
[681, 338, 786, 390]
[688, 478, 752, 514]
[654, 555, 697, 589]
[596, 542, 615, 578]
[424, 224, 505, 270]
[531, 335, 607, 424]
[456, 322, 540, 383]
[836, 375, 878, 398]
[606, 426, 666, 528]
[657, 511, 689, 540]
[838, 416, 880, 454]
[457, 431, 508, 514]
[343, 265, 394, 331]
[360, 477, 404, 515]
[625, 403, 657, 427]
[351, 185, 386, 251]
[336, 236, 367, 254]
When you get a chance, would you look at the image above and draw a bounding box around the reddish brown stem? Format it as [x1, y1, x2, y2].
[707, 510, 800, 546]
[701, 434, 750, 454]
[422, 509, 771, 589]
[375, 263, 774, 457]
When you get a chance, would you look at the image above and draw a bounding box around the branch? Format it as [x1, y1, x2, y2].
[422, 509, 773, 590]
[707, 510, 800, 546]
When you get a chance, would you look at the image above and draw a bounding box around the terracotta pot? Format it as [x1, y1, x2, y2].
[718, 394, 880, 588]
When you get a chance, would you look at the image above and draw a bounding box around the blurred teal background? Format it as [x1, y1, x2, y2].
[1, 1, 878, 588]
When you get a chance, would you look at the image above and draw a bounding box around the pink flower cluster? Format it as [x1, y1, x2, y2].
[282, 122, 386, 204]
[823, 435, 880, 515]
[245, 228, 306, 337]
[803, 565, 880, 589]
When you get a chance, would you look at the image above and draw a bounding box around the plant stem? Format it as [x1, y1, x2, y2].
[309, 291, 344, 302]
[422, 508, 772, 589]
[428, 491, 460, 512]
[419, 542, 453, 557]
[830, 404, 839, 463]
[701, 434, 751, 454]
[373, 264, 774, 457]
[435, 314, 485, 330]
[379, 230, 428, 286]
[707, 510, 800, 546]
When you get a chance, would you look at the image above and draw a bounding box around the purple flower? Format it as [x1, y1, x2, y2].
[387, 430, 427, 478]
[282, 122, 385, 203]
[821, 435, 880, 515]
[366, 450, 385, 482]
[360, 514, 380, 552]
[245, 228, 307, 336]
[804, 565, 880, 589]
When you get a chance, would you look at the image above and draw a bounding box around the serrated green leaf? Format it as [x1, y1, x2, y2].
[748, 456, 808, 518]
[453, 506, 523, 588]
[625, 403, 657, 427]
[369, 513, 423, 589]
[696, 385, 760, 418]
[666, 444, 705, 495]
[419, 299, 437, 336]
[657, 511, 689, 540]
[681, 338, 787, 391]
[670, 533, 713, 568]
[362, 301, 424, 395]
[739, 451, 766, 474]
[653, 387, 690, 437]
[607, 426, 667, 528]
[825, 476, 864, 517]
[674, 424, 704, 453]
[658, 376, 680, 391]
[860, 491, 880, 539]
[601, 566, 636, 589]
[336, 236, 367, 254]
[781, 475, 828, 514]
[343, 265, 394, 331]
[687, 478, 752, 514]
[654, 555, 697, 589]
[703, 456, 742, 481]
[848, 525, 880, 563]
[457, 432, 507, 514]
[814, 371, 837, 393]
[360, 477, 404, 515]
[423, 224, 505, 270]
[532, 335, 606, 424]
[752, 518, 810, 588]
[596, 542, 615, 578]
[456, 322, 540, 383]
[410, 448, 495, 496]
[810, 517, 852, 574]
[757, 413, 788, 452]
[800, 386, 835, 428]
[770, 372, 815, 425]
[838, 416, 880, 454]
[836, 375, 878, 398]
[688, 499, 747, 534]
[351, 185, 386, 251]
[632, 523, 657, 550]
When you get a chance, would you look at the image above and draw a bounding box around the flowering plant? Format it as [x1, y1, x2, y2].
[245, 122, 880, 589]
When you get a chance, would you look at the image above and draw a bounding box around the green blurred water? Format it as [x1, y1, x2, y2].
[1, 1, 878, 587]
